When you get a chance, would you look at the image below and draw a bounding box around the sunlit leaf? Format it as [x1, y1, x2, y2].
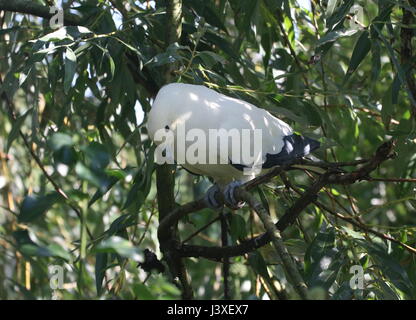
[64, 47, 77, 93]
[95, 236, 143, 261]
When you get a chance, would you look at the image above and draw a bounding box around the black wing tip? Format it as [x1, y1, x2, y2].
[305, 136, 320, 153]
[230, 134, 321, 172]
[263, 134, 320, 168]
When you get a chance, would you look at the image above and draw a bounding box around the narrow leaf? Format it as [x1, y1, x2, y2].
[64, 47, 77, 93]
[6, 108, 32, 152]
[344, 30, 371, 82]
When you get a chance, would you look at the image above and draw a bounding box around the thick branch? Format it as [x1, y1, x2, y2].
[400, 0, 416, 117]
[155, 0, 193, 300]
[0, 0, 82, 25]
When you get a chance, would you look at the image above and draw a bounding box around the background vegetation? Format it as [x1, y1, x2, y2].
[0, 0, 416, 300]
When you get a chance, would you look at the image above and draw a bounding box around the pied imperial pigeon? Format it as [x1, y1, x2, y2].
[147, 83, 320, 209]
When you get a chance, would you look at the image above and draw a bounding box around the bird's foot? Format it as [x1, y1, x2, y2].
[223, 181, 245, 210]
[204, 182, 246, 210]
[205, 184, 223, 209]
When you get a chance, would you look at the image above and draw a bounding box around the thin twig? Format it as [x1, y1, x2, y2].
[237, 188, 309, 300]
[182, 216, 221, 244]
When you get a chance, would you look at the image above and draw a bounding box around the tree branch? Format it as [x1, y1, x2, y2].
[0, 0, 82, 26]
[400, 0, 416, 117]
[155, 0, 193, 300]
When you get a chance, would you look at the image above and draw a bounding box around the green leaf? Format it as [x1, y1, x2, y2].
[95, 236, 143, 260]
[95, 252, 108, 296]
[66, 26, 94, 39]
[299, 101, 322, 127]
[6, 108, 32, 152]
[267, 106, 307, 125]
[305, 225, 335, 265]
[197, 51, 226, 68]
[34, 26, 92, 43]
[305, 226, 343, 290]
[132, 283, 156, 300]
[13, 230, 70, 261]
[83, 142, 110, 171]
[229, 0, 258, 34]
[45, 243, 72, 261]
[22, 244, 70, 261]
[229, 213, 247, 242]
[53, 146, 78, 167]
[107, 53, 115, 80]
[317, 28, 358, 47]
[248, 251, 269, 279]
[326, 0, 339, 16]
[35, 28, 73, 42]
[341, 226, 364, 240]
[144, 43, 188, 68]
[331, 282, 354, 300]
[355, 239, 414, 296]
[104, 214, 137, 237]
[64, 47, 77, 93]
[19, 192, 62, 223]
[19, 244, 51, 257]
[47, 132, 74, 151]
[75, 162, 112, 191]
[122, 155, 154, 211]
[185, 0, 228, 32]
[326, 0, 354, 31]
[374, 279, 401, 300]
[344, 30, 371, 82]
[88, 175, 120, 207]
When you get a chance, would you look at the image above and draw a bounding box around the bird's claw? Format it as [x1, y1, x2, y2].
[205, 182, 246, 210]
[224, 181, 245, 210]
[205, 184, 223, 209]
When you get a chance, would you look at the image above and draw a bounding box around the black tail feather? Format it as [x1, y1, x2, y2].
[263, 134, 320, 169]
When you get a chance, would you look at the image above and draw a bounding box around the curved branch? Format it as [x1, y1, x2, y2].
[0, 0, 82, 25]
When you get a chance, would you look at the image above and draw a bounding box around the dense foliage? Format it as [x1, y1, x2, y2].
[0, 0, 416, 300]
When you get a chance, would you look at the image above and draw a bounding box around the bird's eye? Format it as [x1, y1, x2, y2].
[165, 125, 170, 130]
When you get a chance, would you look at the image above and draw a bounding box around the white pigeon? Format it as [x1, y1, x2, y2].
[147, 83, 320, 208]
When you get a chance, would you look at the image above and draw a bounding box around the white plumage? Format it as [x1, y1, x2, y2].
[147, 83, 319, 187]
